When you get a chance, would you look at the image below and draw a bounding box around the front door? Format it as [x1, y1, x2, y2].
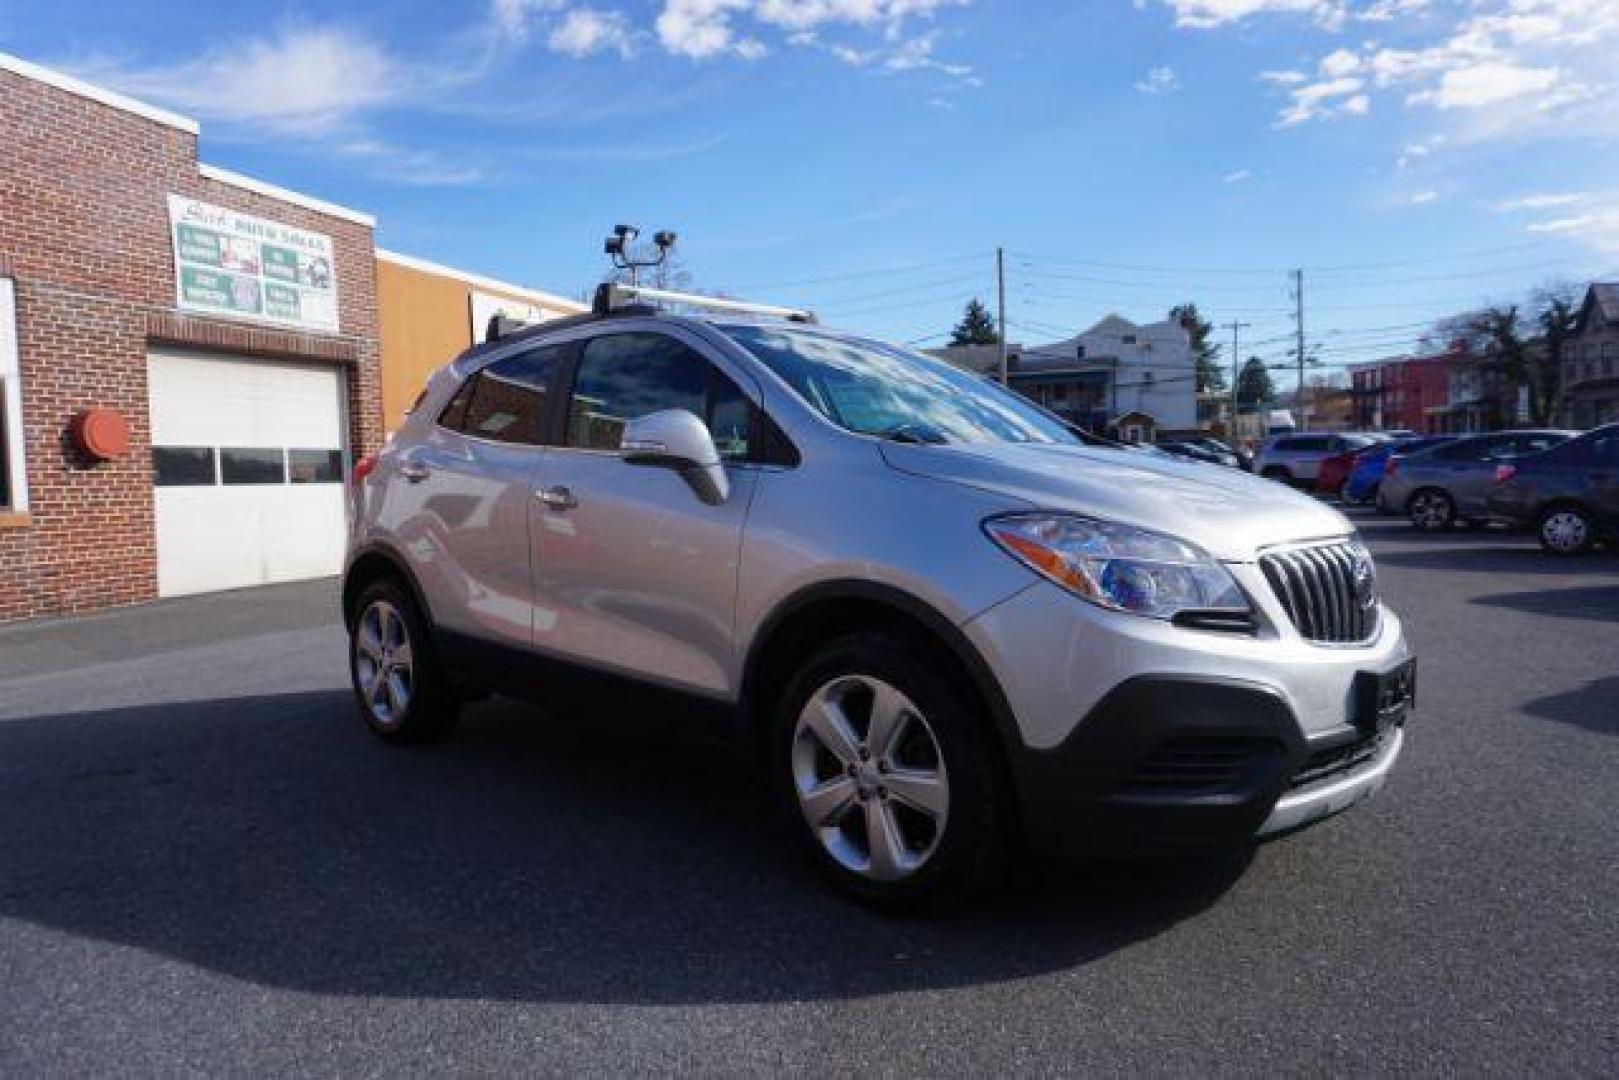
[531, 330, 761, 698]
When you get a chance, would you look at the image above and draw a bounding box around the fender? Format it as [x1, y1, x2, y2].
[740, 578, 1025, 754]
[342, 540, 436, 632]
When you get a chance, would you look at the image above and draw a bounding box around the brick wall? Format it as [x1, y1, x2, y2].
[0, 67, 382, 622]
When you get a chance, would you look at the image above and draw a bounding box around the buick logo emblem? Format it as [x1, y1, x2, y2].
[1351, 549, 1377, 610]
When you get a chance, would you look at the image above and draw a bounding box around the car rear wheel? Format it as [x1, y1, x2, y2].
[771, 632, 1009, 910]
[1408, 489, 1455, 531]
[348, 579, 461, 742]
[1261, 466, 1292, 484]
[1538, 506, 1595, 555]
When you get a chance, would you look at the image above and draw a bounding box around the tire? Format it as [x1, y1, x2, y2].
[769, 631, 1010, 911]
[1261, 466, 1292, 485]
[1408, 488, 1456, 531]
[347, 578, 461, 742]
[1538, 505, 1595, 555]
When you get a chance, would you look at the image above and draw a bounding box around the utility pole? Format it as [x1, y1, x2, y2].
[1222, 320, 1250, 446]
[1292, 268, 1307, 431]
[996, 247, 1009, 386]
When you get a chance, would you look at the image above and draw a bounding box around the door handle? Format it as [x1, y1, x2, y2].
[536, 485, 578, 511]
[399, 463, 431, 483]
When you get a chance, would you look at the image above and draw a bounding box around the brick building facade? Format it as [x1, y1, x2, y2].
[0, 55, 383, 621]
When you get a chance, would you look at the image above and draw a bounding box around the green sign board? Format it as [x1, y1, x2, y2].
[167, 194, 339, 333]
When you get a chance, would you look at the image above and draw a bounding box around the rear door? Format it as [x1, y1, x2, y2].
[530, 329, 769, 698]
[386, 345, 565, 649]
[1442, 434, 1516, 514]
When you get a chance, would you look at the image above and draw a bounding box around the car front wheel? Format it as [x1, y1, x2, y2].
[772, 632, 1009, 910]
[1539, 506, 1595, 555]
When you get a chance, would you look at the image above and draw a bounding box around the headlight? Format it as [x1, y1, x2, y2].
[983, 514, 1250, 620]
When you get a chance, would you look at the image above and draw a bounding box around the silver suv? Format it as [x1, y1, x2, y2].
[343, 286, 1414, 908]
[1253, 432, 1379, 487]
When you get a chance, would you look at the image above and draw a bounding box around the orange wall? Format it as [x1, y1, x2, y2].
[376, 259, 586, 433]
[376, 259, 478, 433]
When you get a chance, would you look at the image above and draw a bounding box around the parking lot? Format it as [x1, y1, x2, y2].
[0, 511, 1615, 1076]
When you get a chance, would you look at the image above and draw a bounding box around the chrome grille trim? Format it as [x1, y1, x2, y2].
[1259, 540, 1377, 645]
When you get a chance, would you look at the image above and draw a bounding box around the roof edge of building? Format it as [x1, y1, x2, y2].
[197, 164, 375, 228]
[377, 248, 588, 312]
[0, 51, 199, 134]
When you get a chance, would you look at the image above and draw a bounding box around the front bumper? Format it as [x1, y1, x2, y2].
[962, 576, 1412, 855]
[996, 671, 1409, 855]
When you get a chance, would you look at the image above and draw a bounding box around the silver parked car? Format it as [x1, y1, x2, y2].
[343, 285, 1415, 908]
[1377, 429, 1576, 530]
[1253, 432, 1379, 487]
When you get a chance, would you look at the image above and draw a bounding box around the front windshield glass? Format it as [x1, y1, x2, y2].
[721, 325, 1078, 446]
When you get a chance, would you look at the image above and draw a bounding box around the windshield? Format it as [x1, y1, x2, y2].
[721, 325, 1078, 446]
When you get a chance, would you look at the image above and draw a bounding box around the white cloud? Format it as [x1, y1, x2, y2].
[1221, 0, 1619, 137]
[1223, 168, 1252, 183]
[74, 26, 397, 136]
[1319, 48, 1361, 78]
[1157, 0, 1341, 30]
[1410, 189, 1439, 204]
[655, 0, 969, 61]
[547, 8, 636, 57]
[1417, 61, 1561, 109]
[1135, 65, 1180, 94]
[1523, 202, 1619, 256]
[1495, 193, 1588, 212]
[1276, 75, 1366, 126]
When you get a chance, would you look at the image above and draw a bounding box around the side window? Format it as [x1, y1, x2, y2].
[1434, 439, 1486, 462]
[1511, 434, 1559, 455]
[437, 375, 477, 431]
[709, 372, 754, 461]
[455, 345, 565, 446]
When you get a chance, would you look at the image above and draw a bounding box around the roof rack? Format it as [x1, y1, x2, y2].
[592, 283, 818, 324]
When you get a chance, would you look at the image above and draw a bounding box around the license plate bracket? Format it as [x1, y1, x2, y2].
[1353, 659, 1416, 736]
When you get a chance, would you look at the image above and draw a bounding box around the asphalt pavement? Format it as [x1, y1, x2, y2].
[0, 512, 1615, 1076]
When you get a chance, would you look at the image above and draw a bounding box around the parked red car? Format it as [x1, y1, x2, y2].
[1315, 447, 1367, 495]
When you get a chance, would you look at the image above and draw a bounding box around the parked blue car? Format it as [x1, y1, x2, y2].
[1343, 436, 1456, 505]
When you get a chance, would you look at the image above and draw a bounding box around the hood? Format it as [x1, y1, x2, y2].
[880, 441, 1354, 561]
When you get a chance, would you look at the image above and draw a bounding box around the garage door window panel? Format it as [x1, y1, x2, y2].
[289, 449, 343, 484]
[221, 448, 287, 485]
[153, 446, 217, 486]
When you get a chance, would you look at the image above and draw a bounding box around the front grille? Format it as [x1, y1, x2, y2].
[1260, 540, 1377, 644]
[1290, 728, 1389, 790]
[1122, 736, 1285, 795]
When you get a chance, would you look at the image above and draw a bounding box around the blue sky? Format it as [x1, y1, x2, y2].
[5, 0, 1619, 378]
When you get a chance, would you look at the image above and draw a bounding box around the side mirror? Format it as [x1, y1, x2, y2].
[620, 409, 730, 506]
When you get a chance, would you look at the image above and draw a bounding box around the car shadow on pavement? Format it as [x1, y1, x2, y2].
[1521, 677, 1619, 737]
[0, 691, 1250, 1005]
[1473, 584, 1619, 623]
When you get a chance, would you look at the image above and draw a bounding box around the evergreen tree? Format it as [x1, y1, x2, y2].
[1236, 356, 1276, 406]
[1170, 303, 1227, 394]
[949, 298, 1001, 347]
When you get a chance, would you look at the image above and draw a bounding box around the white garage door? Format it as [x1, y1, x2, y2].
[148, 347, 348, 598]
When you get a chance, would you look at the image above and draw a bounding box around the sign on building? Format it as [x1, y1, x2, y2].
[167, 195, 339, 333]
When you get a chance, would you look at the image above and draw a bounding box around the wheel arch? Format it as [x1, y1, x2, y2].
[741, 581, 1022, 755]
[342, 543, 435, 632]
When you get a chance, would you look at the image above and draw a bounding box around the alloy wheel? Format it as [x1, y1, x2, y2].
[354, 600, 414, 726]
[1411, 492, 1451, 529]
[1542, 511, 1589, 553]
[791, 674, 949, 883]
